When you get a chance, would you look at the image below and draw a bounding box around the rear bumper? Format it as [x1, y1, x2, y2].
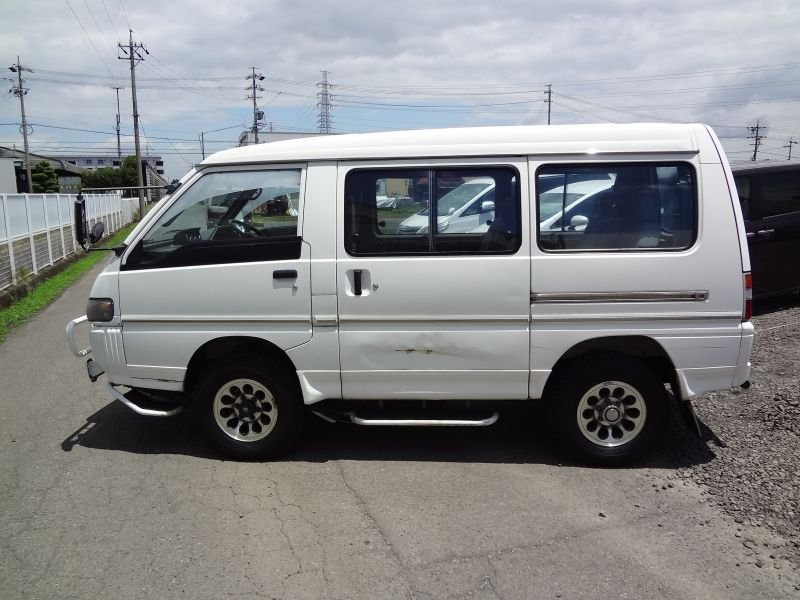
[732, 321, 754, 388]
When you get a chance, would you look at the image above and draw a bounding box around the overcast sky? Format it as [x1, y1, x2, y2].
[2, 0, 800, 180]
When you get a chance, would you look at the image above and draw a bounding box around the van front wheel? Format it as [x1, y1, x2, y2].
[196, 358, 303, 459]
[548, 355, 668, 465]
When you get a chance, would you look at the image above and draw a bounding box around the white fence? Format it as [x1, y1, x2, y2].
[0, 193, 136, 291]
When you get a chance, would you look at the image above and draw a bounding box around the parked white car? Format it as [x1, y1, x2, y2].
[538, 177, 615, 231]
[397, 178, 496, 234]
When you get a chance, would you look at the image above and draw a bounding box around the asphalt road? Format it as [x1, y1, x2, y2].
[0, 260, 797, 600]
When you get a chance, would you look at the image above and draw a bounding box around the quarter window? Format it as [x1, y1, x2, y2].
[125, 169, 302, 269]
[345, 167, 520, 255]
[536, 164, 696, 251]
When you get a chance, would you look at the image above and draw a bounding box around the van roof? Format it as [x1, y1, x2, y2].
[201, 123, 707, 166]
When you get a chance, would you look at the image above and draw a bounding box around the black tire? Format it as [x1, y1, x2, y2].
[196, 356, 303, 459]
[547, 354, 669, 466]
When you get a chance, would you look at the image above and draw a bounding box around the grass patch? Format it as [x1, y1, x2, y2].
[0, 224, 136, 344]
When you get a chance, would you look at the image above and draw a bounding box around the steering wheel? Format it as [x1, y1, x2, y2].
[229, 219, 262, 237]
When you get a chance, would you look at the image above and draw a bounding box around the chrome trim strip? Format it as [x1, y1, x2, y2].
[338, 315, 530, 324]
[123, 315, 312, 324]
[312, 315, 338, 327]
[530, 291, 709, 303]
[532, 311, 741, 322]
[348, 411, 499, 427]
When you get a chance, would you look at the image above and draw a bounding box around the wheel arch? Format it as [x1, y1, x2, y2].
[184, 336, 301, 399]
[542, 335, 678, 401]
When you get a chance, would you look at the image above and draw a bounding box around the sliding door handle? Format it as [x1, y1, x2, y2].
[273, 269, 298, 279]
[353, 269, 363, 296]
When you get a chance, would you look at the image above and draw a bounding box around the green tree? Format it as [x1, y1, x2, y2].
[80, 155, 140, 196]
[31, 161, 60, 193]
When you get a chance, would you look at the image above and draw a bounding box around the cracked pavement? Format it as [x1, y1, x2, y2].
[0, 259, 797, 599]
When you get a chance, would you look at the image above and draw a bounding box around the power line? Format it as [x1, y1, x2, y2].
[64, 0, 115, 78]
[99, 0, 122, 41]
[82, 0, 117, 55]
[117, 0, 131, 29]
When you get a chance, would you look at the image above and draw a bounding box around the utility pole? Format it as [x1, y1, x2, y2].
[784, 137, 797, 160]
[8, 57, 33, 193]
[747, 120, 766, 162]
[246, 68, 265, 144]
[544, 84, 552, 126]
[119, 30, 147, 219]
[113, 86, 123, 161]
[317, 70, 334, 133]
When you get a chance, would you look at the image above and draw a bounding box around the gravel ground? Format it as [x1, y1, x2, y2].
[669, 292, 800, 576]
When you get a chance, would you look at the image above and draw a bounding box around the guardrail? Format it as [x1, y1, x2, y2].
[0, 193, 136, 291]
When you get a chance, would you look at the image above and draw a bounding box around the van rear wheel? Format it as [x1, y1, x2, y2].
[548, 355, 668, 465]
[196, 357, 303, 459]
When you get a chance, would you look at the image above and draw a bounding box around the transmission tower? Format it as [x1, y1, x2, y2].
[747, 120, 766, 162]
[317, 71, 334, 134]
[8, 57, 33, 192]
[246, 68, 265, 144]
[118, 30, 148, 219]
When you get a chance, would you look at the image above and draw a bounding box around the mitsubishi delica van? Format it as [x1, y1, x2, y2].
[66, 124, 754, 465]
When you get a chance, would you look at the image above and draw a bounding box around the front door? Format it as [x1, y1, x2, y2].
[336, 159, 530, 400]
[118, 166, 311, 383]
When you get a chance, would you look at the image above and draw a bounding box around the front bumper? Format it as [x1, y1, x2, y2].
[66, 315, 106, 382]
[66, 315, 92, 358]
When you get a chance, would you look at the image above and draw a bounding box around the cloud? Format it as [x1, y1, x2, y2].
[1, 0, 799, 178]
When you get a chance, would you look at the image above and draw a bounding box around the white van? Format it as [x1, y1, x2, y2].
[66, 124, 753, 465]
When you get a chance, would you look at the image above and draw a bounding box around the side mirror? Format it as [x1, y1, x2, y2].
[448, 207, 456, 216]
[74, 196, 89, 248]
[570, 215, 589, 230]
[89, 221, 105, 244]
[481, 200, 495, 213]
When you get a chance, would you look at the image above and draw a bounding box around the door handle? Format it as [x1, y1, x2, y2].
[756, 228, 775, 238]
[353, 269, 363, 296]
[273, 269, 298, 279]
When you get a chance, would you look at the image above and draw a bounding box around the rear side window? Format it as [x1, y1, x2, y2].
[345, 167, 521, 255]
[536, 163, 696, 251]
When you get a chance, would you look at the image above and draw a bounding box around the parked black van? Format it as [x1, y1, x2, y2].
[733, 163, 800, 299]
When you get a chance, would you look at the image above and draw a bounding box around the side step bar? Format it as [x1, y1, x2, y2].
[108, 383, 183, 417]
[345, 411, 499, 427]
